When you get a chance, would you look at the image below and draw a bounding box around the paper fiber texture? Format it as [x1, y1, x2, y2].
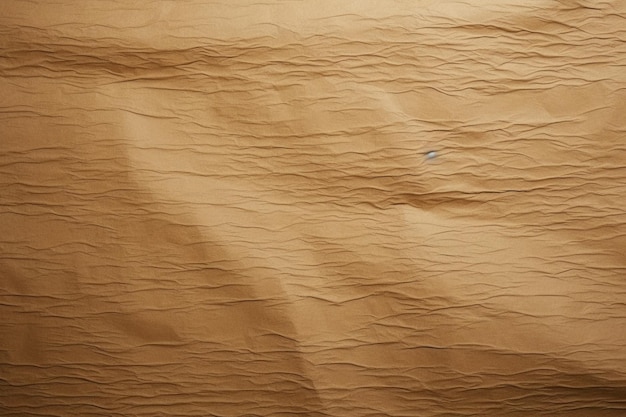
[1, 1, 625, 416]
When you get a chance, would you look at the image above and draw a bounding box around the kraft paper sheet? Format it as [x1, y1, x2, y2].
[1, 1, 626, 416]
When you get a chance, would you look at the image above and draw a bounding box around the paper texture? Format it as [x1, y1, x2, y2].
[1, 1, 625, 415]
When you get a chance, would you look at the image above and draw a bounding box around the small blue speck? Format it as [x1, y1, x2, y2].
[426, 151, 438, 160]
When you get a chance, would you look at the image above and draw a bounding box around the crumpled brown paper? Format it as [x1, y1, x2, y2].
[1, 1, 626, 416]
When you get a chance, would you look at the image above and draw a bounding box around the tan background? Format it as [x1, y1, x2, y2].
[1, 1, 626, 415]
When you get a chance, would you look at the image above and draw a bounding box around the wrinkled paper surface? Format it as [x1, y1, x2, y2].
[1, 1, 626, 416]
